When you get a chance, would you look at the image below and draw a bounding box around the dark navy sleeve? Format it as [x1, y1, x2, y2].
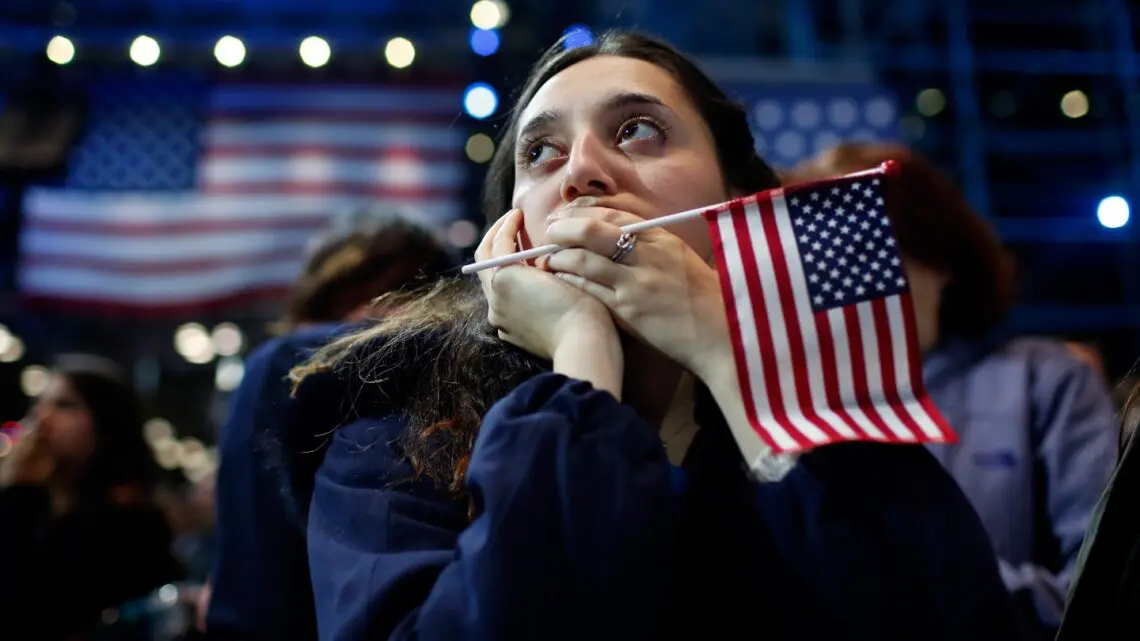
[754, 442, 1030, 641]
[306, 372, 678, 641]
[207, 332, 325, 640]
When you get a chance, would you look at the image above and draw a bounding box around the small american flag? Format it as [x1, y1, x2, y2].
[705, 165, 956, 460]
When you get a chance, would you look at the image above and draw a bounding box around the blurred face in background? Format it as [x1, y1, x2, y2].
[32, 373, 97, 468]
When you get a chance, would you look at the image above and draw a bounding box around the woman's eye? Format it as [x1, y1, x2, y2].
[527, 142, 560, 165]
[618, 119, 662, 143]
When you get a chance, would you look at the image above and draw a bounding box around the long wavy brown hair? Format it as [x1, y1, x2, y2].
[291, 30, 781, 498]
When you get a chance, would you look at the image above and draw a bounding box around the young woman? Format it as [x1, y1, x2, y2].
[0, 355, 183, 640]
[286, 32, 1025, 640]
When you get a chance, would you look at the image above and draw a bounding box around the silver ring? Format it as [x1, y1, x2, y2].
[610, 232, 637, 263]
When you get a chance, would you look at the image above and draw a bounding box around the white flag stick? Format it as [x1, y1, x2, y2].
[459, 163, 891, 275]
[460, 202, 729, 274]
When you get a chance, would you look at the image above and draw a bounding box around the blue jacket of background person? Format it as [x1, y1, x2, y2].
[207, 322, 356, 641]
[924, 336, 1119, 631]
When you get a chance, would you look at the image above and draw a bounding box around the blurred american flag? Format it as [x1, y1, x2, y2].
[719, 76, 899, 168]
[17, 73, 894, 317]
[18, 78, 466, 316]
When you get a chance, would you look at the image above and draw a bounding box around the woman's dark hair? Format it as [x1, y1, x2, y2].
[482, 32, 780, 222]
[787, 143, 1016, 341]
[293, 30, 781, 498]
[279, 207, 458, 330]
[54, 354, 161, 495]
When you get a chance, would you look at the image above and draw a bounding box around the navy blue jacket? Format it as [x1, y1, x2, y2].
[287, 333, 1028, 641]
[207, 323, 351, 641]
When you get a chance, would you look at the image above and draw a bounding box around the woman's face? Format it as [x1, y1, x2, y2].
[31, 374, 97, 468]
[511, 55, 729, 259]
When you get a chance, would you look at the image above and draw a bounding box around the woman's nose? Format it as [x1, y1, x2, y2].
[560, 135, 618, 202]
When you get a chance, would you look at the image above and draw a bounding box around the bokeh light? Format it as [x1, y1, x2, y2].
[214, 35, 246, 68]
[385, 37, 416, 69]
[129, 35, 161, 67]
[46, 35, 75, 65]
[464, 83, 498, 120]
[465, 133, 495, 163]
[300, 36, 331, 68]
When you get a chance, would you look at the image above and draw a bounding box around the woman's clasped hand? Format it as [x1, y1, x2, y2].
[476, 200, 735, 387]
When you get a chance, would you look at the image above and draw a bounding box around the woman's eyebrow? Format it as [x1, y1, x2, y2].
[601, 91, 668, 113]
[516, 92, 671, 142]
[517, 109, 563, 142]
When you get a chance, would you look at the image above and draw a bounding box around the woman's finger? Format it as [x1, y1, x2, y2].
[544, 217, 626, 260]
[554, 205, 645, 228]
[543, 248, 623, 288]
[516, 218, 538, 267]
[474, 210, 515, 262]
[554, 272, 616, 306]
[477, 210, 523, 293]
[492, 209, 523, 258]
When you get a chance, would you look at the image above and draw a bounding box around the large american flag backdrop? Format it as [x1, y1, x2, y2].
[17, 77, 466, 316]
[16, 74, 894, 317]
[705, 167, 955, 466]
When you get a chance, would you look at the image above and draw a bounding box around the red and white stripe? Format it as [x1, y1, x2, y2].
[707, 192, 955, 458]
[19, 85, 465, 316]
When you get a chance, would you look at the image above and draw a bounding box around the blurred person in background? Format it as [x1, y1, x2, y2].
[1059, 340, 1138, 419]
[1062, 340, 1108, 382]
[0, 354, 183, 641]
[273, 207, 457, 332]
[789, 142, 1119, 638]
[203, 207, 456, 641]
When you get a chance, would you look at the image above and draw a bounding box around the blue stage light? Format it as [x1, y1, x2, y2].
[470, 28, 500, 56]
[464, 82, 498, 120]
